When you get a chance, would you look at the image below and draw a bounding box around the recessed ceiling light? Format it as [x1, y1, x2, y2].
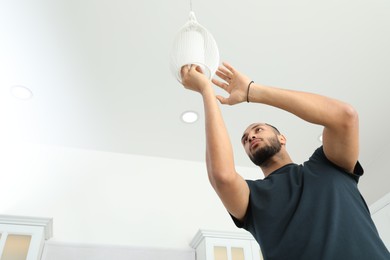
[10, 85, 33, 100]
[181, 111, 198, 123]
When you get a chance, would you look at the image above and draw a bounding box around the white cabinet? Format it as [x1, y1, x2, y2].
[0, 215, 52, 260]
[190, 230, 263, 260]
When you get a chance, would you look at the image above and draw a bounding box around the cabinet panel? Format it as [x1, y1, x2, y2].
[214, 246, 227, 260]
[1, 234, 31, 260]
[191, 230, 263, 260]
[231, 247, 244, 260]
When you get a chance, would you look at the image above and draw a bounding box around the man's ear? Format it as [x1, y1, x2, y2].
[279, 134, 287, 145]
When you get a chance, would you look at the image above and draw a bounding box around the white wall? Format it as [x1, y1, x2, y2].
[370, 193, 390, 249]
[1, 140, 388, 253]
[0, 140, 261, 249]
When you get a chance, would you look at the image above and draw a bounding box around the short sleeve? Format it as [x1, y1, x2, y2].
[229, 180, 252, 229]
[312, 146, 364, 183]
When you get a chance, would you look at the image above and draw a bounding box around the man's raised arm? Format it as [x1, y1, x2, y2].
[180, 65, 249, 221]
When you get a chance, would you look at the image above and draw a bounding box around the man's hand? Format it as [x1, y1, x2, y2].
[180, 64, 211, 94]
[212, 62, 252, 105]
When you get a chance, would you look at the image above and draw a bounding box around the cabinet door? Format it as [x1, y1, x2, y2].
[0, 224, 45, 260]
[206, 238, 252, 260]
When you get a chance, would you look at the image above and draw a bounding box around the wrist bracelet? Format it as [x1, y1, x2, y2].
[247, 81, 254, 103]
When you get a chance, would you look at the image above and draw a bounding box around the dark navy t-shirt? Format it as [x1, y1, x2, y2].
[232, 146, 390, 260]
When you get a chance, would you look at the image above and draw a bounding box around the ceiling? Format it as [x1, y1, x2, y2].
[1, 0, 389, 204]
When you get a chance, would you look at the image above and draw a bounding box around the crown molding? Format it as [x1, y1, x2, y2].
[190, 229, 255, 249]
[0, 215, 53, 240]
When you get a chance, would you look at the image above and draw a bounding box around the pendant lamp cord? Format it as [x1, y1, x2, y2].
[190, 0, 193, 11]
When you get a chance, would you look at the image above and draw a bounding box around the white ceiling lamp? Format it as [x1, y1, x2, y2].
[10, 85, 33, 100]
[181, 111, 199, 123]
[170, 1, 220, 82]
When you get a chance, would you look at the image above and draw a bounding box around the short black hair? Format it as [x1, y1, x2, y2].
[265, 123, 281, 134]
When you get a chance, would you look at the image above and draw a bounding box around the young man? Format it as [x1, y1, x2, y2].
[180, 63, 390, 260]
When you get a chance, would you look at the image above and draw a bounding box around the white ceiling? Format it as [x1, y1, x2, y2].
[1, 0, 389, 205]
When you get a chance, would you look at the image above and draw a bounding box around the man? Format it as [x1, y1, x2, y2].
[180, 63, 390, 260]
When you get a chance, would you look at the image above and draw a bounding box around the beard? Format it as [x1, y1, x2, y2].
[249, 136, 282, 167]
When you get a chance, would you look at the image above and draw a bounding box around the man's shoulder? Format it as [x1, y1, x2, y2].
[303, 146, 363, 182]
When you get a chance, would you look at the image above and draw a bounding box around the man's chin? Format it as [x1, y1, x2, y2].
[250, 147, 279, 167]
[248, 137, 282, 167]
[250, 143, 262, 154]
[249, 152, 269, 167]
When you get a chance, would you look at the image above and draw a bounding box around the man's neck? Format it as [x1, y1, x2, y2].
[260, 152, 293, 177]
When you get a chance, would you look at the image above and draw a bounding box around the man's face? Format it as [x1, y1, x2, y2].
[241, 123, 282, 166]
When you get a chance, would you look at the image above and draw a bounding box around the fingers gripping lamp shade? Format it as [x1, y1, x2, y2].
[170, 11, 220, 82]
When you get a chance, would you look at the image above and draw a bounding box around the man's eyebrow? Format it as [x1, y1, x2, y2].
[241, 124, 264, 142]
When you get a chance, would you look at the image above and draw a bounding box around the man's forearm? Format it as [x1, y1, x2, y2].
[201, 88, 236, 185]
[248, 83, 355, 128]
[247, 83, 359, 171]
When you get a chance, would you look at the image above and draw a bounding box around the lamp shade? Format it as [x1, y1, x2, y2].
[170, 12, 220, 82]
